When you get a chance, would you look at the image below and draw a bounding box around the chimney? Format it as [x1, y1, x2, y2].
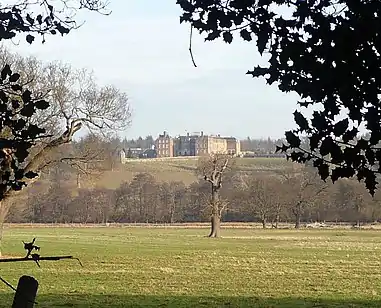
[163, 131, 167, 136]
[187, 132, 189, 137]
[201, 131, 203, 136]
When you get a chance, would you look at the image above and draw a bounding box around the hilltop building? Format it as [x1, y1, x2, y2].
[155, 131, 241, 157]
[225, 137, 241, 156]
[155, 131, 174, 158]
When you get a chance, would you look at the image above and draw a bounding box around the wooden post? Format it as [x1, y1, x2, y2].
[12, 275, 38, 308]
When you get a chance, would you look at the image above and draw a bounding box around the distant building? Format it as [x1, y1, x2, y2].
[224, 137, 241, 156]
[195, 133, 227, 155]
[174, 133, 197, 156]
[126, 147, 144, 158]
[155, 130, 241, 157]
[209, 135, 228, 154]
[155, 131, 174, 157]
[139, 147, 157, 159]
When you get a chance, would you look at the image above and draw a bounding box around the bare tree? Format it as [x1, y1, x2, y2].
[159, 181, 186, 223]
[243, 176, 283, 229]
[197, 153, 233, 237]
[281, 165, 328, 228]
[129, 173, 159, 223]
[334, 179, 371, 227]
[186, 181, 210, 222]
[0, 48, 131, 205]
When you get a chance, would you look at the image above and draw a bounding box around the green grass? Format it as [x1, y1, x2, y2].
[99, 157, 292, 188]
[0, 227, 380, 307]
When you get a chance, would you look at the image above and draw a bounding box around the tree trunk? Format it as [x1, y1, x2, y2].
[76, 172, 81, 189]
[170, 202, 175, 224]
[295, 212, 301, 229]
[0, 221, 3, 257]
[294, 202, 302, 229]
[0, 201, 8, 257]
[261, 217, 267, 229]
[275, 213, 279, 229]
[208, 186, 221, 238]
[208, 213, 221, 238]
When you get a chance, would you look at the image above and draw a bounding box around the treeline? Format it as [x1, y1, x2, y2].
[7, 165, 381, 227]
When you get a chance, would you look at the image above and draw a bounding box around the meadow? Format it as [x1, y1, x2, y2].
[99, 157, 291, 188]
[0, 226, 380, 307]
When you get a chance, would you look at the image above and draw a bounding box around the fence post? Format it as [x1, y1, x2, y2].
[12, 275, 38, 308]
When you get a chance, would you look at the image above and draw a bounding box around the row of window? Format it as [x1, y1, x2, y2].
[158, 150, 170, 155]
[157, 144, 171, 149]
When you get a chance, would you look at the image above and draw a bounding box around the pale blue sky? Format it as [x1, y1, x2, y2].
[4, 1, 300, 140]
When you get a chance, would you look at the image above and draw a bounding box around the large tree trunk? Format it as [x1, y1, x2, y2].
[208, 187, 221, 238]
[209, 213, 221, 238]
[0, 126, 82, 211]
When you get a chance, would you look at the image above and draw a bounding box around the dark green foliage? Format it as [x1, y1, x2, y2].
[177, 0, 381, 195]
[0, 63, 50, 199]
[0, 1, 109, 45]
[0, 1, 109, 201]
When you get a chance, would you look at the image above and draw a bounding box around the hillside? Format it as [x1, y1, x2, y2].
[98, 157, 293, 189]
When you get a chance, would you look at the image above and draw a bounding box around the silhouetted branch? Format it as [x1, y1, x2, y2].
[189, 25, 197, 67]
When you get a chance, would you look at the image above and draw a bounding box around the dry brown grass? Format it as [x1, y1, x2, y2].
[97, 157, 291, 189]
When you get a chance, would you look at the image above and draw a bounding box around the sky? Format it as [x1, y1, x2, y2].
[4, 1, 301, 140]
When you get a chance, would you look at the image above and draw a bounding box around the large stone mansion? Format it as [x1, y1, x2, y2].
[155, 131, 241, 158]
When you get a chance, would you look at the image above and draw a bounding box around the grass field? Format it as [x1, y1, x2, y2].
[0, 226, 380, 307]
[99, 157, 292, 188]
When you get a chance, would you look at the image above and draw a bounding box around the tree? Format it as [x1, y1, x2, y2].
[197, 153, 232, 237]
[245, 177, 272, 229]
[177, 0, 381, 194]
[0, 49, 131, 205]
[334, 179, 370, 227]
[281, 165, 328, 228]
[0, 64, 50, 201]
[185, 180, 210, 222]
[0, 1, 109, 45]
[91, 187, 114, 224]
[113, 181, 133, 222]
[250, 176, 285, 228]
[129, 173, 159, 223]
[159, 181, 186, 223]
[0, 0, 109, 203]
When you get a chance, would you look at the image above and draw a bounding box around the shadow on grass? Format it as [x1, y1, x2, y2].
[0, 293, 379, 308]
